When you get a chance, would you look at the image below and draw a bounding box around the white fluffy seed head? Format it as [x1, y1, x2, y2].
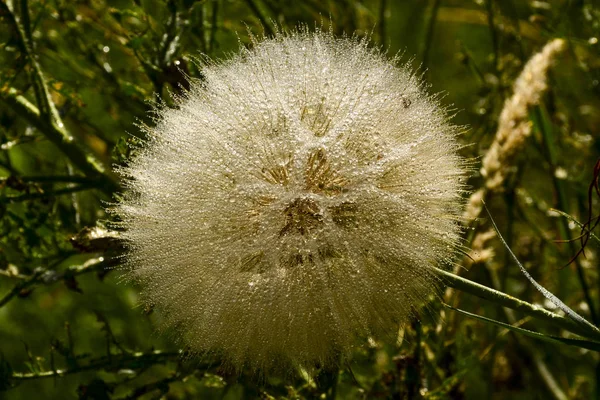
[113, 29, 466, 373]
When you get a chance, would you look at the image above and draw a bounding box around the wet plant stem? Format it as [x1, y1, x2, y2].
[0, 89, 120, 196]
[244, 0, 274, 36]
[485, 266, 569, 400]
[485, 0, 499, 73]
[10, 350, 184, 381]
[533, 105, 599, 324]
[0, 2, 120, 196]
[421, 0, 441, 74]
[436, 266, 600, 341]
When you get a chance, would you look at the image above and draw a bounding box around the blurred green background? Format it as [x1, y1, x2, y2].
[1, 0, 600, 399]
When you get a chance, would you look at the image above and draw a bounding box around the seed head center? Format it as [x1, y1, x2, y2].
[280, 197, 323, 236]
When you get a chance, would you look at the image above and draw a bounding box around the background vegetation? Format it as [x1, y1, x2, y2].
[1, 0, 600, 398]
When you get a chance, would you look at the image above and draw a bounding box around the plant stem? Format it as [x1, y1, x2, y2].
[378, 0, 387, 46]
[533, 105, 598, 324]
[435, 266, 600, 340]
[1, 175, 92, 184]
[11, 350, 183, 381]
[244, 0, 274, 36]
[209, 0, 220, 53]
[0, 257, 107, 308]
[484, 0, 499, 73]
[421, 0, 441, 74]
[0, 88, 120, 196]
[2, 184, 96, 203]
[0, 1, 120, 196]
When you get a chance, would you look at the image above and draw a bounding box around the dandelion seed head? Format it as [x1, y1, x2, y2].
[114, 29, 466, 373]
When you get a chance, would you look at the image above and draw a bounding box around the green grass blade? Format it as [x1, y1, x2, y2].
[445, 304, 600, 352]
[551, 208, 600, 245]
[482, 200, 600, 334]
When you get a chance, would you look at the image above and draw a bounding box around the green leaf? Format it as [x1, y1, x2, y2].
[445, 304, 600, 352]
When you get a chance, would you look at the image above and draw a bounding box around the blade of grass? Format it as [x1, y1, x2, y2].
[420, 0, 441, 74]
[445, 304, 600, 352]
[483, 200, 600, 334]
[434, 265, 600, 340]
[484, 0, 499, 72]
[531, 104, 599, 324]
[378, 0, 387, 46]
[552, 208, 600, 245]
[244, 0, 275, 36]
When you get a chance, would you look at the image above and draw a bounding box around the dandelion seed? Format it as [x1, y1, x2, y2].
[113, 29, 466, 373]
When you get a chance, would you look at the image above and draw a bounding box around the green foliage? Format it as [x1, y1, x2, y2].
[1, 0, 600, 399]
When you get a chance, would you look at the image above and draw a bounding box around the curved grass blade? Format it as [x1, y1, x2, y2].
[552, 208, 600, 245]
[445, 304, 600, 352]
[482, 200, 600, 335]
[435, 266, 600, 340]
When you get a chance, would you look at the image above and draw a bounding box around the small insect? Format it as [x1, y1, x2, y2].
[401, 96, 411, 108]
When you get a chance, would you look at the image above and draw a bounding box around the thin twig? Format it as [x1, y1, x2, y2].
[3, 175, 93, 184]
[118, 373, 188, 400]
[13, 0, 52, 118]
[0, 257, 107, 308]
[0, 88, 120, 195]
[0, 269, 45, 308]
[0, 1, 120, 196]
[2, 183, 96, 203]
[11, 350, 184, 381]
